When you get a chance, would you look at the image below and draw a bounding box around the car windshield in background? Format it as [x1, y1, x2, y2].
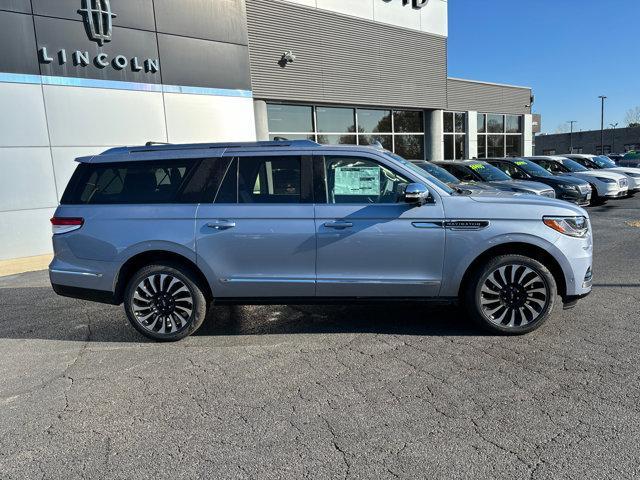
[562, 159, 590, 172]
[384, 152, 454, 194]
[468, 162, 512, 182]
[513, 159, 553, 177]
[593, 156, 617, 168]
[412, 161, 461, 185]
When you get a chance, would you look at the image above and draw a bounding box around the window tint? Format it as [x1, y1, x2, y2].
[453, 166, 477, 183]
[322, 156, 411, 204]
[238, 156, 302, 204]
[62, 160, 198, 204]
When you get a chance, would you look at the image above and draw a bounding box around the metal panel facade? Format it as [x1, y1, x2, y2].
[246, 0, 447, 109]
[447, 78, 532, 115]
[154, 0, 248, 45]
[0, 10, 39, 75]
[1, 1, 252, 91]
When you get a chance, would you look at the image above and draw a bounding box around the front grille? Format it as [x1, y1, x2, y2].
[620, 178, 629, 188]
[541, 190, 555, 198]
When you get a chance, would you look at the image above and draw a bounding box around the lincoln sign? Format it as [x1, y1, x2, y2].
[37, 0, 160, 75]
[39, 47, 160, 74]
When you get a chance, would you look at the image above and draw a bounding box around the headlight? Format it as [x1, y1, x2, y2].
[543, 216, 590, 238]
[559, 184, 579, 191]
[596, 177, 615, 183]
[626, 172, 640, 178]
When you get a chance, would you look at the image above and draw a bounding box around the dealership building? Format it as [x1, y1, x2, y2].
[0, 0, 535, 261]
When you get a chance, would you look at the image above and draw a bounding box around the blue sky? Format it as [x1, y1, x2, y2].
[447, 0, 640, 134]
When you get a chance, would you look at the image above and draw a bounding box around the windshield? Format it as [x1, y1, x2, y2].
[592, 156, 617, 168]
[512, 159, 553, 177]
[467, 162, 512, 182]
[384, 152, 454, 194]
[412, 161, 461, 185]
[562, 159, 589, 172]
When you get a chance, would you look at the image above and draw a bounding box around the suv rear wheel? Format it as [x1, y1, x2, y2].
[124, 263, 207, 341]
[464, 255, 557, 334]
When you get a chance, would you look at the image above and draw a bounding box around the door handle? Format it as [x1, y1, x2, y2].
[324, 221, 353, 229]
[206, 220, 236, 230]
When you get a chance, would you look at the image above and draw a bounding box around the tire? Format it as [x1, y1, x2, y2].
[124, 263, 208, 341]
[589, 184, 606, 206]
[463, 254, 557, 335]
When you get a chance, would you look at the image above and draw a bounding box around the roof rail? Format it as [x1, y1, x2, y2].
[145, 141, 172, 146]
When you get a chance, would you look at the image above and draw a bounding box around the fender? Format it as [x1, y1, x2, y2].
[440, 231, 573, 297]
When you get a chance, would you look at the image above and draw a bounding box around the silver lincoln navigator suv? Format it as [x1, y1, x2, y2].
[50, 141, 593, 341]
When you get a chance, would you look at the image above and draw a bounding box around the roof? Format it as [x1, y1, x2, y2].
[77, 140, 387, 164]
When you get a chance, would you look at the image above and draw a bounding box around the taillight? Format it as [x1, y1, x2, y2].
[51, 217, 84, 235]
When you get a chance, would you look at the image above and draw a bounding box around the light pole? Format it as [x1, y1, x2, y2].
[610, 123, 618, 153]
[598, 96, 607, 154]
[568, 120, 577, 153]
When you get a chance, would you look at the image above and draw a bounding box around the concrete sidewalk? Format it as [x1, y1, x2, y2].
[0, 254, 51, 278]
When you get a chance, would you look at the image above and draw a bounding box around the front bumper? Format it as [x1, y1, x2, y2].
[557, 189, 591, 206]
[554, 232, 593, 298]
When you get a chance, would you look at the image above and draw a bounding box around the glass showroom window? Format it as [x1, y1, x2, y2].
[443, 111, 466, 160]
[267, 104, 425, 160]
[477, 113, 523, 158]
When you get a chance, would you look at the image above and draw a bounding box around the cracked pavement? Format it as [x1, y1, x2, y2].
[1, 196, 640, 479]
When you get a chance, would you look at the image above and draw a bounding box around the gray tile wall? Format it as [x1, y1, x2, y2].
[246, 0, 447, 109]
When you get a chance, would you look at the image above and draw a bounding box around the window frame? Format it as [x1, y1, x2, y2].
[476, 113, 524, 159]
[267, 102, 426, 160]
[213, 154, 314, 205]
[313, 153, 423, 206]
[443, 111, 467, 160]
[61, 158, 205, 205]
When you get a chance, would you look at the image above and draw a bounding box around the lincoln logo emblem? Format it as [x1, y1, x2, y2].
[78, 0, 117, 46]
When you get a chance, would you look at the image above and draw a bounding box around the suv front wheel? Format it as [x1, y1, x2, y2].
[124, 263, 208, 341]
[464, 255, 557, 334]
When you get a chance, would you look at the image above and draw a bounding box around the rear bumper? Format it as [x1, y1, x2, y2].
[51, 283, 119, 305]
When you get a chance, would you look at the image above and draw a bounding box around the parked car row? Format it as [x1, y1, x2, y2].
[417, 154, 640, 207]
[611, 151, 640, 168]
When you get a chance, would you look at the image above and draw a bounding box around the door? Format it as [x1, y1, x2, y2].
[196, 154, 316, 298]
[314, 153, 446, 297]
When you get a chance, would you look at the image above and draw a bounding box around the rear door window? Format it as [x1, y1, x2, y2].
[214, 156, 305, 204]
[62, 160, 200, 204]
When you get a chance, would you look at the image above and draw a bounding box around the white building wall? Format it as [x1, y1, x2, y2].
[282, 0, 448, 37]
[0, 79, 256, 261]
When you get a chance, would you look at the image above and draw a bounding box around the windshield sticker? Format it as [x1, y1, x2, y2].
[515, 161, 527, 166]
[334, 166, 380, 196]
[470, 164, 485, 171]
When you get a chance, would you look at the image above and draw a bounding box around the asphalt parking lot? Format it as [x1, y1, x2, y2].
[1, 196, 640, 480]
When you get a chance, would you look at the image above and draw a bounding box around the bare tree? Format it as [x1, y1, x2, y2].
[624, 107, 640, 127]
[555, 124, 569, 134]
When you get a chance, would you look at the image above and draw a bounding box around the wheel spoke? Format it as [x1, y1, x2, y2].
[131, 273, 194, 336]
[479, 263, 550, 329]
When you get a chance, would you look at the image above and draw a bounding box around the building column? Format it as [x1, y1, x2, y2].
[523, 114, 533, 156]
[466, 110, 478, 159]
[425, 109, 444, 161]
[253, 99, 269, 141]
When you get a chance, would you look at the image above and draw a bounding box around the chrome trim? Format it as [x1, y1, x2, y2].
[317, 279, 440, 286]
[412, 221, 444, 229]
[50, 268, 103, 278]
[220, 278, 315, 284]
[443, 220, 490, 231]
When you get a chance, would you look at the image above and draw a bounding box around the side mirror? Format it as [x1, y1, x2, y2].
[404, 183, 430, 205]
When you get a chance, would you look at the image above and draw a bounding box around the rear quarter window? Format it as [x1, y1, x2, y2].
[61, 160, 203, 204]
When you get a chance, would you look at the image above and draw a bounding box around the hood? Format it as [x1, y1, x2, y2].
[487, 180, 553, 194]
[607, 167, 640, 176]
[562, 170, 627, 181]
[531, 175, 588, 187]
[468, 194, 588, 217]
